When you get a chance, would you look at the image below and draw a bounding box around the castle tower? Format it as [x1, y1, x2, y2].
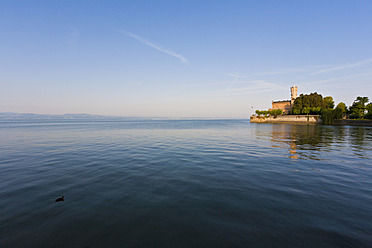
[290, 84, 298, 105]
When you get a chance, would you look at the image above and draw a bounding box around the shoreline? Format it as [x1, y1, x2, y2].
[250, 115, 321, 124]
[250, 115, 372, 127]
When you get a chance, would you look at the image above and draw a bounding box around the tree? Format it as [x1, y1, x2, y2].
[321, 109, 335, 125]
[333, 108, 343, 120]
[367, 102, 372, 113]
[334, 102, 347, 120]
[323, 96, 335, 109]
[350, 96, 369, 119]
[291, 92, 325, 114]
[357, 96, 369, 105]
[335, 102, 347, 113]
[365, 103, 372, 119]
[302, 107, 310, 115]
[310, 107, 322, 114]
[271, 109, 283, 116]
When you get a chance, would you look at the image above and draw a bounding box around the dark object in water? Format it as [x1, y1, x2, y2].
[55, 196, 64, 202]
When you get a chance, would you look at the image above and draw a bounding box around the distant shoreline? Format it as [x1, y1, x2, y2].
[0, 112, 248, 121]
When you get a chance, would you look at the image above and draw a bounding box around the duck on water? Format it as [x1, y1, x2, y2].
[55, 196, 64, 202]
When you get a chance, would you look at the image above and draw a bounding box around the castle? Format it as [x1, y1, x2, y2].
[270, 84, 298, 114]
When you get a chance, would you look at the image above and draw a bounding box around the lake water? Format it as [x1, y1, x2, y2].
[1, 119, 371, 247]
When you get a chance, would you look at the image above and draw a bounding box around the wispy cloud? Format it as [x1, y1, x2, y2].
[119, 29, 188, 64]
[226, 65, 327, 78]
[311, 57, 372, 75]
[302, 77, 341, 86]
[226, 73, 247, 80]
[208, 80, 285, 96]
[256, 65, 327, 76]
[303, 72, 372, 86]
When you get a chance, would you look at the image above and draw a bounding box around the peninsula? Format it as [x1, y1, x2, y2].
[250, 85, 372, 126]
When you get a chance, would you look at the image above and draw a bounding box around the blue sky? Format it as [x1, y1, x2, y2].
[1, 1, 372, 117]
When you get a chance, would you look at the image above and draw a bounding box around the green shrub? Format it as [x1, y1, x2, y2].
[255, 109, 283, 117]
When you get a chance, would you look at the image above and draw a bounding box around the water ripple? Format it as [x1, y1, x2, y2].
[0, 120, 371, 247]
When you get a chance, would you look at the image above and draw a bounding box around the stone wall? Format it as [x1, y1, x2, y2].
[250, 115, 321, 124]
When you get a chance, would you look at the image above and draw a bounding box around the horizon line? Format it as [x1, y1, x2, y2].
[0, 112, 249, 120]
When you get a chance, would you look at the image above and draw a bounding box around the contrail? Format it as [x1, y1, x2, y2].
[311, 57, 372, 75]
[119, 30, 189, 64]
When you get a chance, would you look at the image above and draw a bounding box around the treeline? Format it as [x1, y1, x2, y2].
[291, 93, 371, 124]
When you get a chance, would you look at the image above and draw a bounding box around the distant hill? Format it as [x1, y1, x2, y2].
[0, 113, 242, 120]
[0, 112, 117, 120]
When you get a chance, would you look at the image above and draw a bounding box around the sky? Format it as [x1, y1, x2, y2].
[1, 0, 372, 118]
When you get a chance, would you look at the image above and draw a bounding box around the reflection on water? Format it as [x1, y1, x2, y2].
[266, 124, 372, 161]
[349, 127, 371, 160]
[289, 142, 298, 159]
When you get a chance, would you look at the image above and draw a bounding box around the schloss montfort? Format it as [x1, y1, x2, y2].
[250, 84, 372, 126]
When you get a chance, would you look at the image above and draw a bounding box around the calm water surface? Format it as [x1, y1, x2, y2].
[1, 119, 371, 247]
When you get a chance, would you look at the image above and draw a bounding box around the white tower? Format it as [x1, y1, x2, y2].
[290, 84, 298, 104]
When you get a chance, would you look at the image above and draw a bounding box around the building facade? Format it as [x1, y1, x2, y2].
[271, 85, 298, 114]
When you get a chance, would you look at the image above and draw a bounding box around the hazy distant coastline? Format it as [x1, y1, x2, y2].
[0, 112, 245, 121]
[0, 112, 116, 120]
